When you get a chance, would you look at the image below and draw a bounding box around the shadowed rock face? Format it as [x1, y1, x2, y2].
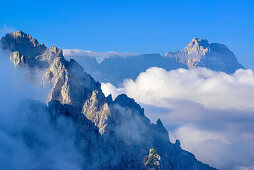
[1, 31, 217, 170]
[165, 37, 244, 73]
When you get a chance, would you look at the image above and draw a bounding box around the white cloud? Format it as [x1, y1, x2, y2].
[103, 67, 254, 110]
[63, 49, 138, 63]
[101, 82, 124, 99]
[101, 67, 254, 169]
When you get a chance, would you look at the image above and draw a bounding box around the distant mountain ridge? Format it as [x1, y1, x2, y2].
[165, 37, 243, 72]
[65, 37, 243, 86]
[0, 31, 216, 169]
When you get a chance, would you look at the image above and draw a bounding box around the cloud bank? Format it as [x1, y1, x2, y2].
[101, 67, 254, 169]
[103, 67, 254, 110]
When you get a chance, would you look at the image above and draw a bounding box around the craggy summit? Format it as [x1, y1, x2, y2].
[0, 31, 216, 170]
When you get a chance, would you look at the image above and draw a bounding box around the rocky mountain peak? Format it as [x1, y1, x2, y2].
[2, 30, 46, 53]
[189, 37, 209, 46]
[50, 46, 63, 56]
[156, 118, 163, 127]
[1, 30, 63, 68]
[114, 94, 145, 115]
[43, 56, 101, 109]
[182, 37, 210, 57]
[1, 31, 217, 170]
[165, 37, 243, 72]
[11, 30, 33, 41]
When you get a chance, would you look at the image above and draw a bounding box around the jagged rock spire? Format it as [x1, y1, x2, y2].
[1, 30, 63, 68]
[1, 31, 217, 170]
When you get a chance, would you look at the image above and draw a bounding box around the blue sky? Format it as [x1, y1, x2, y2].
[1, 0, 254, 68]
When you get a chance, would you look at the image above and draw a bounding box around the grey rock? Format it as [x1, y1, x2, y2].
[82, 90, 112, 134]
[165, 37, 244, 73]
[1, 31, 63, 68]
[42, 57, 101, 109]
[1, 31, 217, 170]
[67, 37, 244, 86]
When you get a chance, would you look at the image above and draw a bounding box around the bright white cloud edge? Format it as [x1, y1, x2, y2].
[101, 67, 254, 170]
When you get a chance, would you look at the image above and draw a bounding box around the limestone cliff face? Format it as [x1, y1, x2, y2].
[1, 30, 63, 68]
[165, 37, 244, 73]
[1, 31, 216, 170]
[82, 90, 112, 134]
[42, 57, 101, 110]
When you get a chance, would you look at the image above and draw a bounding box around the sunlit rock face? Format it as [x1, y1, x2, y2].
[145, 148, 161, 170]
[42, 57, 101, 110]
[82, 90, 112, 134]
[165, 37, 244, 73]
[1, 31, 216, 170]
[1, 30, 63, 68]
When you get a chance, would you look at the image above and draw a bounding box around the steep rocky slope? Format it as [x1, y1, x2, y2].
[1, 31, 216, 170]
[1, 31, 63, 68]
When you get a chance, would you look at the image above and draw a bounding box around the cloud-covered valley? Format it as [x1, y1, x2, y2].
[101, 67, 254, 169]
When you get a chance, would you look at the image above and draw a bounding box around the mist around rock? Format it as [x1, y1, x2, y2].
[0, 30, 217, 170]
[102, 67, 254, 169]
[0, 50, 86, 170]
